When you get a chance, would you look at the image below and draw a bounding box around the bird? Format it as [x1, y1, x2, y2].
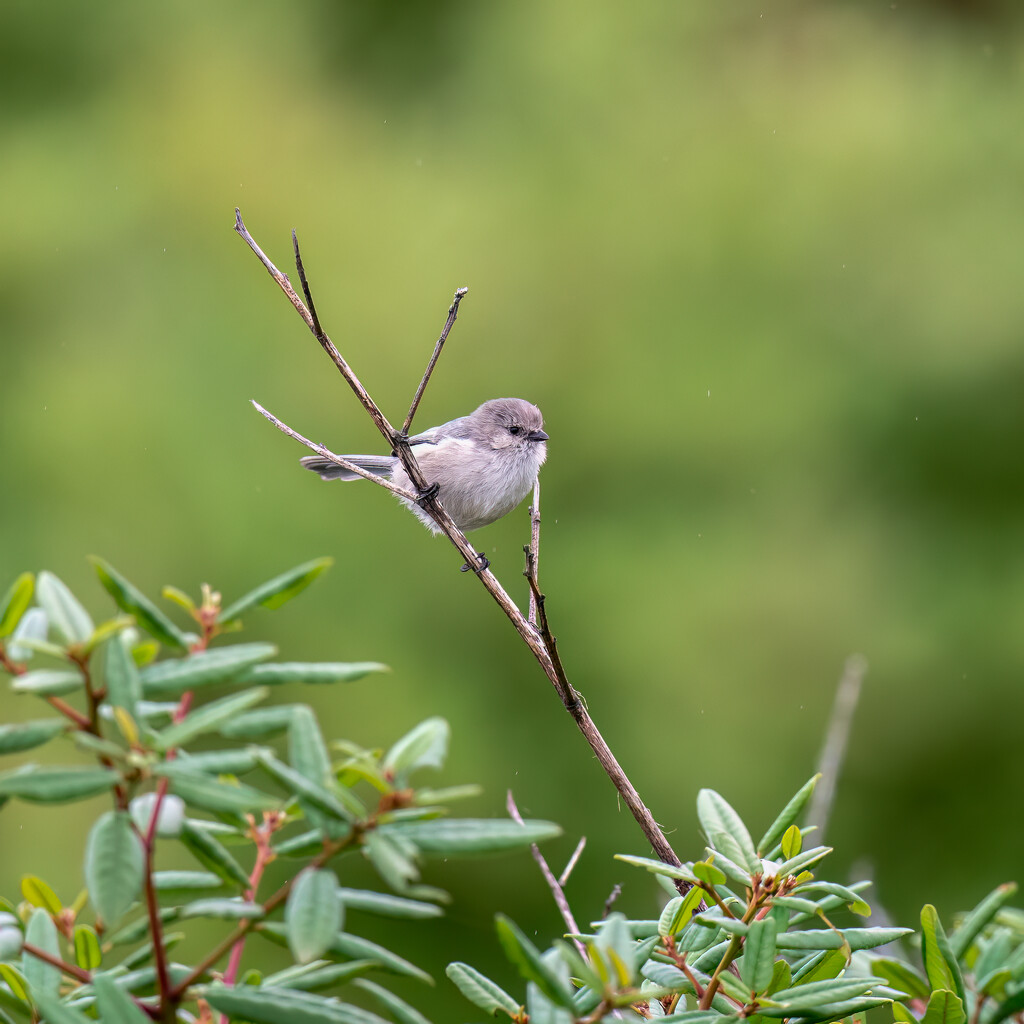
[300, 397, 548, 542]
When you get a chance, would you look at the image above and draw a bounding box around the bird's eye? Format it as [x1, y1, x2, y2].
[508, 425, 521, 435]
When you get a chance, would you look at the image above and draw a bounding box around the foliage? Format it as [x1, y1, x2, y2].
[449, 781, 1024, 1024]
[0, 562, 560, 1024]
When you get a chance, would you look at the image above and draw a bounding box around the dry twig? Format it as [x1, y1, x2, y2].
[238, 209, 688, 889]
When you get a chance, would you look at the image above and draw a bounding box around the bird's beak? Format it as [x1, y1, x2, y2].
[528, 429, 549, 442]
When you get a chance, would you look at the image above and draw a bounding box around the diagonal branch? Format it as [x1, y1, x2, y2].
[238, 210, 689, 891]
[402, 287, 468, 437]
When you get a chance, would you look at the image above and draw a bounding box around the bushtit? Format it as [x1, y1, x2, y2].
[300, 398, 548, 539]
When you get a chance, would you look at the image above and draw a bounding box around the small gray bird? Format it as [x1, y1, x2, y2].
[300, 398, 548, 537]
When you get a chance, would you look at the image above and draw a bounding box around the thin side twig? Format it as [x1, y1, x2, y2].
[251, 401, 420, 502]
[559, 836, 587, 888]
[507, 790, 586, 956]
[402, 287, 468, 437]
[238, 211, 689, 889]
[808, 653, 868, 843]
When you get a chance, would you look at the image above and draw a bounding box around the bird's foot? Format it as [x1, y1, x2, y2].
[460, 552, 490, 574]
[416, 482, 440, 505]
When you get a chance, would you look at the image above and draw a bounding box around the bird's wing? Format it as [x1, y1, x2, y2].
[410, 415, 471, 446]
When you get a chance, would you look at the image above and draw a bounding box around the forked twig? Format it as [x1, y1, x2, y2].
[402, 287, 468, 437]
[239, 210, 689, 889]
[507, 790, 586, 955]
[809, 653, 868, 842]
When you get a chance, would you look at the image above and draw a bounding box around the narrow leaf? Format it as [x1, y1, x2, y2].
[336, 888, 443, 920]
[220, 705, 298, 739]
[496, 914, 572, 1007]
[89, 558, 189, 649]
[220, 557, 333, 623]
[22, 908, 60, 998]
[257, 752, 355, 822]
[950, 883, 1018, 960]
[383, 717, 450, 782]
[446, 961, 522, 1016]
[93, 974, 151, 1024]
[697, 790, 759, 872]
[757, 774, 820, 855]
[0, 573, 33, 638]
[0, 719, 67, 756]
[21, 877, 61, 914]
[139, 643, 277, 696]
[206, 984, 380, 1024]
[73, 924, 102, 971]
[287, 869, 343, 964]
[163, 771, 279, 814]
[179, 899, 265, 921]
[378, 818, 561, 854]
[239, 661, 388, 686]
[740, 917, 777, 993]
[11, 669, 84, 696]
[154, 686, 269, 749]
[0, 766, 118, 803]
[35, 572, 93, 645]
[103, 636, 142, 715]
[85, 811, 144, 926]
[353, 977, 433, 1024]
[921, 905, 966, 1006]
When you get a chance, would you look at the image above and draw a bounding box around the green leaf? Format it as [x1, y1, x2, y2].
[220, 705, 299, 739]
[29, 992, 92, 1024]
[180, 899, 265, 921]
[773, 846, 832, 879]
[0, 766, 118, 803]
[0, 719, 67, 757]
[239, 661, 388, 686]
[107, 907, 181, 946]
[353, 978, 433, 1024]
[697, 790, 760, 873]
[7, 607, 49, 662]
[163, 771, 279, 814]
[22, 908, 60, 998]
[72, 924, 102, 971]
[792, 948, 848, 984]
[263, 961, 380, 991]
[920, 989, 966, 1024]
[21, 876, 61, 914]
[275, 829, 328, 859]
[162, 586, 196, 612]
[692, 860, 727, 887]
[775, 927, 912, 951]
[780, 824, 802, 860]
[93, 974, 151, 1024]
[379, 818, 561, 855]
[950, 883, 1018, 960]
[206, 985, 383, 1024]
[287, 869, 343, 964]
[757, 774, 820, 855]
[989, 987, 1024, 1024]
[894, 1002, 919, 1024]
[154, 686, 269, 749]
[792, 881, 871, 917]
[139, 643, 277, 696]
[103, 637, 142, 715]
[921, 905, 966, 1006]
[220, 557, 333, 623]
[89, 558, 189, 650]
[766, 958, 792, 995]
[740, 917, 777, 993]
[659, 886, 705, 939]
[771, 978, 878, 1007]
[871, 958, 930, 1001]
[363, 831, 420, 893]
[10, 669, 84, 696]
[257, 751, 356, 822]
[0, 574, 33, 639]
[153, 871, 227, 898]
[336, 888, 443, 920]
[35, 572, 93, 646]
[173, 747, 266, 775]
[327, 931, 433, 985]
[496, 914, 572, 1008]
[289, 704, 333, 832]
[614, 854, 699, 884]
[383, 717, 450, 782]
[85, 811, 144, 926]
[0, 964, 29, 1003]
[446, 961, 522, 1016]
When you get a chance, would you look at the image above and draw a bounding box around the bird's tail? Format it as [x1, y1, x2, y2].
[299, 454, 396, 481]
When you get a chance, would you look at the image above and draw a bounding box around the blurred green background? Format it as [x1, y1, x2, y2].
[3, 0, 1024, 1016]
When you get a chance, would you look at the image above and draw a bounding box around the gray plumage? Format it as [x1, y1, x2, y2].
[300, 397, 548, 534]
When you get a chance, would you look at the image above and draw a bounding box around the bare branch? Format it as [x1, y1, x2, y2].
[251, 400, 419, 502]
[238, 211, 689, 888]
[508, 790, 585, 954]
[559, 836, 587, 888]
[292, 229, 323, 340]
[402, 287, 468, 437]
[809, 653, 868, 842]
[527, 478, 542, 626]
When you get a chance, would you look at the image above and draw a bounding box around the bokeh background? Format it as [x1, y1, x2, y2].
[3, 0, 1024, 1017]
